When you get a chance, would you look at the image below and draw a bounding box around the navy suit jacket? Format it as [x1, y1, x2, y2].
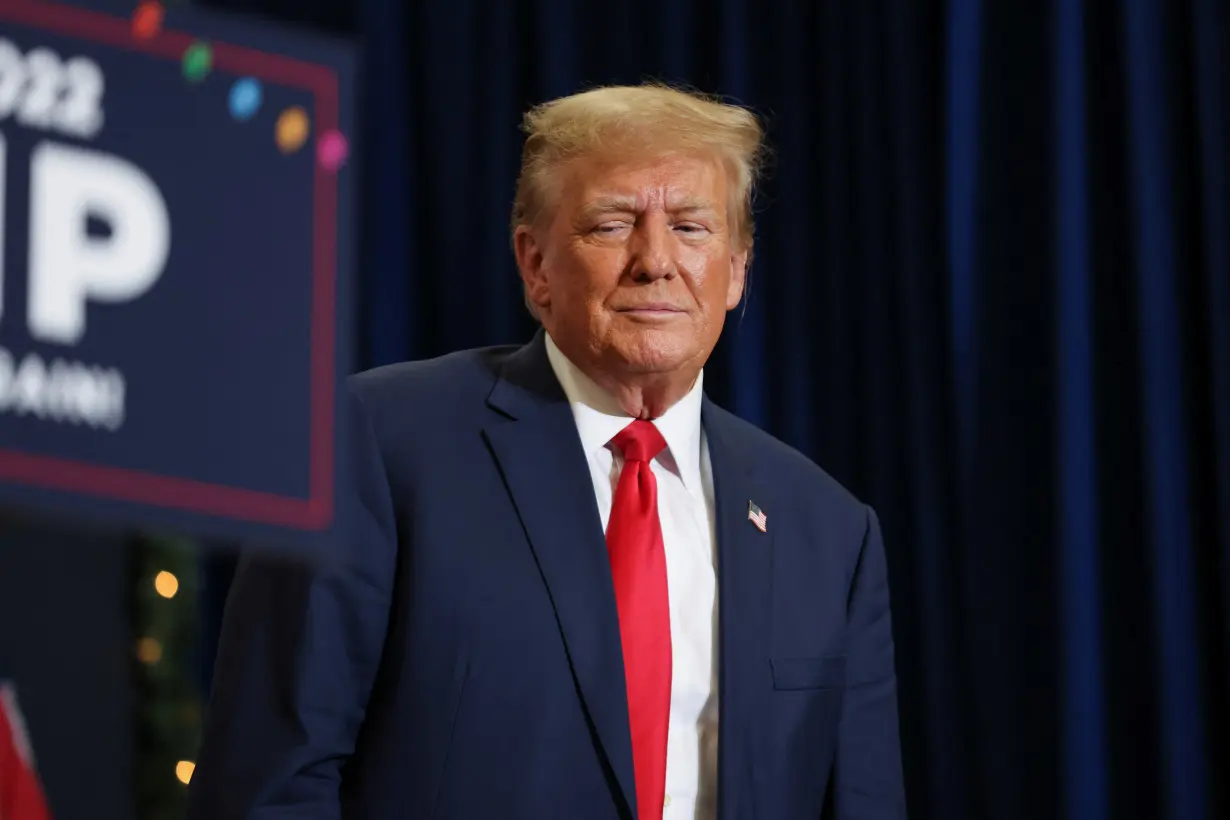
[187, 333, 906, 820]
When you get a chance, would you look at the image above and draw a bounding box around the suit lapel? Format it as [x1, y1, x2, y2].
[704, 400, 774, 820]
[482, 335, 637, 816]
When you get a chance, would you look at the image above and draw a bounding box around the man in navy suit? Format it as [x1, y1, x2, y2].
[188, 84, 905, 819]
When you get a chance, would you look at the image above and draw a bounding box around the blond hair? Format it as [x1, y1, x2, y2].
[511, 83, 767, 251]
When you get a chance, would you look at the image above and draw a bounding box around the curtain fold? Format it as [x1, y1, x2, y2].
[1054, 2, 1108, 820]
[1121, 3, 1208, 817]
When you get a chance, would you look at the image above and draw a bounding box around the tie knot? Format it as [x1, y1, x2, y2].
[610, 420, 667, 464]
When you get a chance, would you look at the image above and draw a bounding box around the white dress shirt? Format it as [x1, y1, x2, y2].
[544, 333, 719, 820]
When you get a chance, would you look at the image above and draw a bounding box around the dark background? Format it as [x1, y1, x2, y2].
[0, 511, 133, 820]
[1, 0, 1227, 819]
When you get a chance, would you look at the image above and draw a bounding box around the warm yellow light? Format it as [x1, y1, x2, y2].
[136, 637, 162, 664]
[176, 760, 195, 784]
[154, 571, 179, 599]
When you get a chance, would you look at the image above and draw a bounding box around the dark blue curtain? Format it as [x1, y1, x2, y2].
[198, 1, 1230, 818]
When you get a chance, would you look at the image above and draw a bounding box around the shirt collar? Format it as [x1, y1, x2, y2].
[544, 332, 705, 496]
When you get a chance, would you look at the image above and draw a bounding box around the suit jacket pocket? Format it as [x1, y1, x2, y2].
[771, 655, 847, 691]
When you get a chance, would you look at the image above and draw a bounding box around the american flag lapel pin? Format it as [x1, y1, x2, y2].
[747, 501, 767, 533]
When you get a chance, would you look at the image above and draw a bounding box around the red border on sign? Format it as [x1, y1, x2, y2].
[0, 0, 338, 530]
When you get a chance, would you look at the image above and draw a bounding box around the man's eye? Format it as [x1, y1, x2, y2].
[593, 223, 628, 234]
[674, 223, 708, 234]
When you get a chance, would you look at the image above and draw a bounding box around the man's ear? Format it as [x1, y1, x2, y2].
[726, 246, 749, 310]
[514, 225, 551, 313]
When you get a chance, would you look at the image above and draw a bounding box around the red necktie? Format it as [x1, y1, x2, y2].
[607, 420, 671, 820]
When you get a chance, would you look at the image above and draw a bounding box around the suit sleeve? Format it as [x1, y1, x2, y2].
[831, 506, 907, 819]
[186, 383, 398, 820]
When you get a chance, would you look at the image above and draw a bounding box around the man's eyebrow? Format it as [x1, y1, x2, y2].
[669, 201, 721, 217]
[578, 196, 721, 219]
[578, 197, 639, 219]
[667, 195, 719, 212]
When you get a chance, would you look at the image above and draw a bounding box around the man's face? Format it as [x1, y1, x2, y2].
[516, 153, 748, 380]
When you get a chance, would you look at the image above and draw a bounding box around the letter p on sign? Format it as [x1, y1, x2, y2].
[15, 140, 170, 345]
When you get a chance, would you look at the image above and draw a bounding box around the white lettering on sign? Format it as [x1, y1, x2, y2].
[0, 347, 125, 430]
[27, 141, 171, 345]
[0, 129, 164, 436]
[0, 37, 104, 139]
[0, 136, 172, 345]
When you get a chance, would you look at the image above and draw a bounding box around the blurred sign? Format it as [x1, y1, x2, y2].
[0, 0, 354, 548]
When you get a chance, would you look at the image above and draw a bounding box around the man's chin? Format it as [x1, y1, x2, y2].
[607, 334, 701, 375]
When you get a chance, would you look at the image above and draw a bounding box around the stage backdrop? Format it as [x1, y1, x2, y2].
[198, 1, 1230, 819]
[0, 0, 355, 552]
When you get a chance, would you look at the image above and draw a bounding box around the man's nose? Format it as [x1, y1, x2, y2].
[629, 219, 676, 281]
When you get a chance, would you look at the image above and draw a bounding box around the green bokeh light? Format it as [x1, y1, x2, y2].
[182, 41, 212, 82]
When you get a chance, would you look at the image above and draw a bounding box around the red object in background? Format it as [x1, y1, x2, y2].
[0, 681, 51, 820]
[131, 1, 164, 39]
